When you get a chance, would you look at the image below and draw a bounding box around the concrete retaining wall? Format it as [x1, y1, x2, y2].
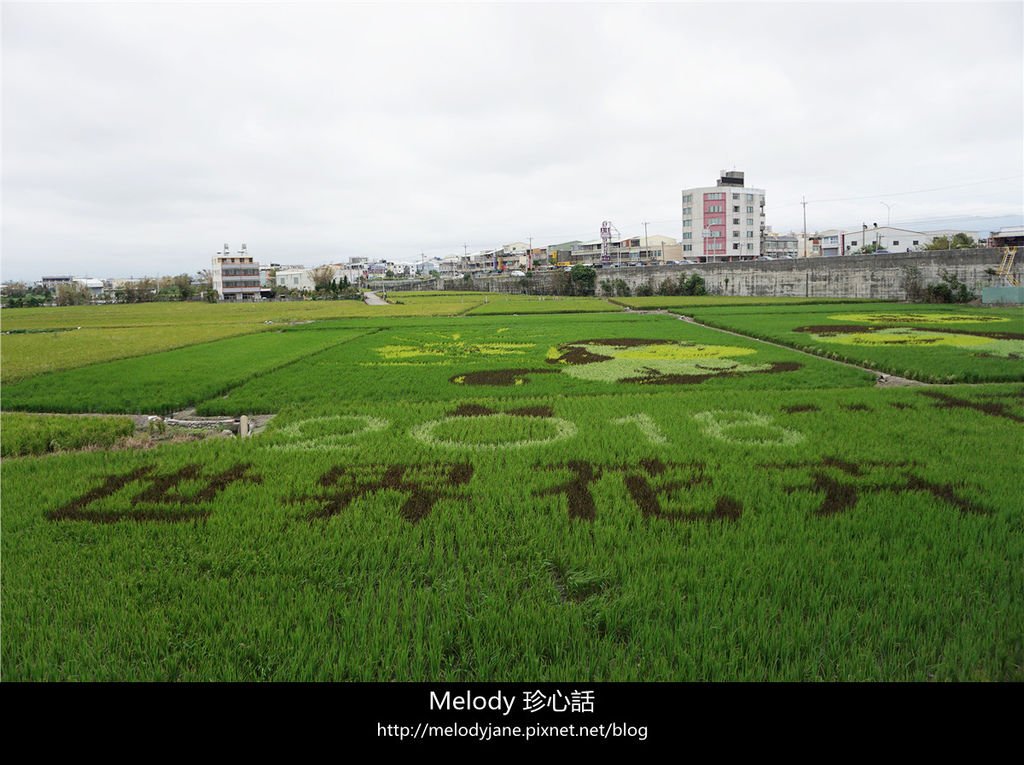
[426, 249, 1013, 301]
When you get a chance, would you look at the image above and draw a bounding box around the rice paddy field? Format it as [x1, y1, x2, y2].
[2, 296, 1022, 681]
[677, 302, 1024, 383]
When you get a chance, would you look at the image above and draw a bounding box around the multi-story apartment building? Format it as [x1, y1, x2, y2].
[571, 234, 677, 265]
[681, 171, 765, 262]
[763, 231, 799, 258]
[212, 244, 261, 301]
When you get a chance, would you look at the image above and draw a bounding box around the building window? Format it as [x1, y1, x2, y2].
[747, 231, 754, 238]
[733, 231, 740, 238]
[747, 206, 754, 213]
[850, 240, 857, 246]
[682, 232, 692, 240]
[733, 243, 740, 250]
[683, 219, 691, 227]
[746, 243, 753, 250]
[683, 244, 692, 252]
[746, 193, 753, 201]
[893, 240, 899, 246]
[682, 194, 692, 203]
[732, 193, 739, 199]
[733, 206, 740, 213]
[913, 240, 919, 245]
[682, 207, 691, 215]
[732, 218, 739, 225]
[747, 218, 753, 226]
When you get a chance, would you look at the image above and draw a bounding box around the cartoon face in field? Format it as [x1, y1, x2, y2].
[546, 338, 798, 384]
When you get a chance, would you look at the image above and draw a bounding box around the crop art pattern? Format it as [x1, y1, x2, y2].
[545, 338, 799, 384]
[797, 325, 1024, 358]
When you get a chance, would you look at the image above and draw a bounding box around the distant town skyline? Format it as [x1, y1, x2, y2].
[3, 2, 1022, 281]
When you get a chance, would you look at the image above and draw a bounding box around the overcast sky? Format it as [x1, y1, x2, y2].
[3, 1, 1022, 280]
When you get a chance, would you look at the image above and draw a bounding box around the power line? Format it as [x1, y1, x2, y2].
[771, 174, 1024, 210]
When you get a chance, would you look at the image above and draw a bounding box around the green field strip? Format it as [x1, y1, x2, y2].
[2, 327, 375, 415]
[1, 413, 137, 457]
[195, 313, 873, 415]
[3, 383, 1021, 680]
[677, 304, 1024, 384]
[464, 296, 624, 316]
[1, 323, 270, 382]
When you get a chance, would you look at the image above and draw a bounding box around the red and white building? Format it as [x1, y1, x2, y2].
[681, 171, 765, 262]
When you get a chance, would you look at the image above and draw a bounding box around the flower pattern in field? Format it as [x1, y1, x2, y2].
[806, 327, 1024, 358]
[374, 332, 535, 362]
[546, 338, 786, 384]
[829, 312, 1009, 325]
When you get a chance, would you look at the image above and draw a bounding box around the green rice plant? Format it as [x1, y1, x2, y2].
[196, 313, 872, 415]
[465, 295, 623, 315]
[1, 413, 135, 457]
[2, 327, 370, 414]
[1, 324, 267, 382]
[681, 302, 1024, 383]
[0, 292, 490, 333]
[2, 383, 1021, 681]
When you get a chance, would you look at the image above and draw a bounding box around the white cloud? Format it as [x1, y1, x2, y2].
[2, 1, 1021, 279]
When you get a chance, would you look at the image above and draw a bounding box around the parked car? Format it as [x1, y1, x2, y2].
[509, 270, 526, 277]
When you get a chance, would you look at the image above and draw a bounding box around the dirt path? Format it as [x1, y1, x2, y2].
[363, 291, 388, 306]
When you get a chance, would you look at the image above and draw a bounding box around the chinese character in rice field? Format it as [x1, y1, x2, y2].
[299, 462, 474, 523]
[545, 338, 800, 384]
[48, 463, 261, 523]
[534, 459, 742, 522]
[763, 456, 990, 516]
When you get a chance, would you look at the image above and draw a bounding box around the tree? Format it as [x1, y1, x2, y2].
[196, 269, 215, 301]
[900, 265, 925, 302]
[924, 270, 976, 303]
[117, 278, 158, 303]
[569, 265, 597, 296]
[681, 274, 707, 296]
[312, 266, 335, 293]
[55, 282, 92, 306]
[610, 279, 631, 297]
[925, 233, 976, 251]
[3, 282, 51, 308]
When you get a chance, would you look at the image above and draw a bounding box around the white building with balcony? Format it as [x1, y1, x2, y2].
[212, 244, 261, 301]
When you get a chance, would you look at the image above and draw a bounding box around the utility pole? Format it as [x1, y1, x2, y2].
[802, 196, 807, 257]
[880, 202, 893, 226]
[642, 221, 649, 248]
